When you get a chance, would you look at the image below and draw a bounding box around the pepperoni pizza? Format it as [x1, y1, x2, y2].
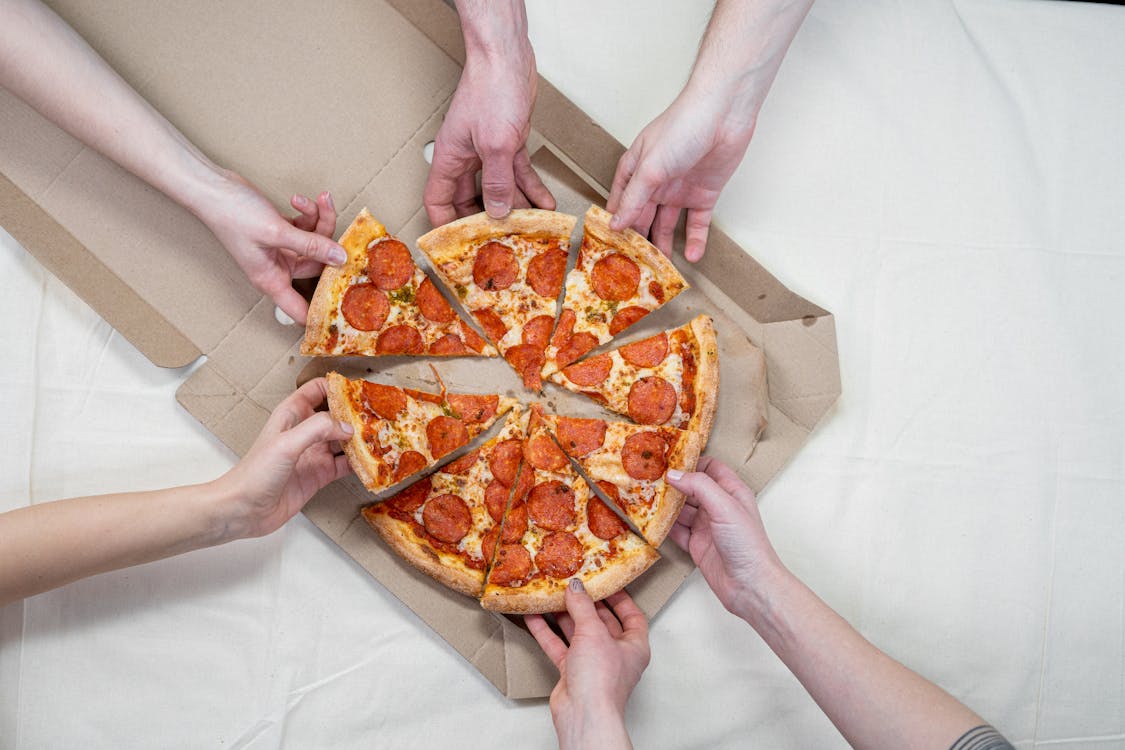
[549, 314, 719, 438]
[417, 210, 576, 391]
[325, 371, 517, 495]
[542, 206, 688, 377]
[303, 209, 495, 357]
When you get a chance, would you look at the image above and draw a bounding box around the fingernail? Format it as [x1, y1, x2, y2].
[569, 578, 584, 592]
[486, 201, 509, 219]
[329, 248, 347, 265]
[293, 194, 308, 207]
[610, 217, 625, 231]
[666, 469, 684, 481]
[324, 192, 335, 210]
[338, 420, 354, 435]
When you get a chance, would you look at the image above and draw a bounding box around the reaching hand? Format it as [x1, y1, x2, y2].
[606, 90, 755, 262]
[527, 583, 649, 749]
[195, 172, 346, 324]
[215, 377, 353, 540]
[423, 40, 554, 226]
[666, 457, 780, 619]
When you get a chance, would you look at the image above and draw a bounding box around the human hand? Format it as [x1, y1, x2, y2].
[194, 172, 346, 324]
[666, 456, 781, 619]
[526, 583, 649, 750]
[606, 90, 755, 262]
[213, 377, 353, 541]
[423, 34, 554, 226]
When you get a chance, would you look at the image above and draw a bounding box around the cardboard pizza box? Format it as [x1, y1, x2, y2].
[0, 0, 840, 698]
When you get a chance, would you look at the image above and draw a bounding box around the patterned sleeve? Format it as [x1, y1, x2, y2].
[949, 725, 1016, 750]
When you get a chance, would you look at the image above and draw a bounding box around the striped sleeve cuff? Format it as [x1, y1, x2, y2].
[949, 725, 1015, 750]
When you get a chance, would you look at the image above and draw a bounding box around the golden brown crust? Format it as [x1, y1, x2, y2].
[479, 544, 660, 614]
[362, 507, 484, 598]
[688, 314, 720, 446]
[582, 205, 688, 294]
[643, 428, 705, 547]
[324, 371, 386, 494]
[417, 209, 577, 265]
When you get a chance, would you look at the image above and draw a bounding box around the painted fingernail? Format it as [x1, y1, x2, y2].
[569, 578, 585, 592]
[324, 192, 335, 210]
[666, 469, 684, 481]
[338, 420, 354, 435]
[329, 248, 347, 265]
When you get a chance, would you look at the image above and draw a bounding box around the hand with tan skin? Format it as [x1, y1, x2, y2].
[666, 457, 1011, 750]
[0, 378, 352, 606]
[423, 0, 555, 226]
[0, 0, 346, 324]
[527, 583, 650, 750]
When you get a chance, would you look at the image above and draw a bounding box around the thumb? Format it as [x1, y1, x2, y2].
[273, 411, 353, 465]
[275, 222, 347, 266]
[665, 469, 745, 526]
[610, 167, 657, 233]
[480, 150, 516, 219]
[563, 578, 601, 633]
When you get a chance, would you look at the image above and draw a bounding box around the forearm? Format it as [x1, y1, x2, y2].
[553, 705, 632, 750]
[0, 0, 223, 216]
[0, 481, 233, 605]
[453, 0, 531, 64]
[740, 563, 984, 750]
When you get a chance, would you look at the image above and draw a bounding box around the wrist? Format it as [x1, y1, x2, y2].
[553, 701, 630, 750]
[456, 0, 533, 68]
[730, 556, 797, 633]
[199, 474, 251, 546]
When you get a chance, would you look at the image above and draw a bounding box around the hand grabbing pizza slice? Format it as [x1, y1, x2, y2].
[303, 209, 495, 357]
[542, 205, 688, 377]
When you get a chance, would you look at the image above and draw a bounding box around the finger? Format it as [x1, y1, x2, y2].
[526, 614, 567, 669]
[292, 257, 326, 279]
[290, 194, 319, 232]
[697, 457, 757, 510]
[314, 192, 337, 239]
[595, 601, 624, 638]
[557, 612, 576, 642]
[274, 410, 354, 465]
[606, 591, 648, 642]
[479, 148, 517, 219]
[677, 502, 698, 528]
[607, 149, 638, 214]
[333, 453, 352, 480]
[669, 521, 690, 551]
[274, 222, 347, 266]
[684, 207, 713, 262]
[650, 204, 680, 258]
[513, 149, 555, 210]
[564, 578, 603, 635]
[610, 166, 657, 232]
[452, 172, 480, 218]
[632, 202, 658, 239]
[665, 468, 748, 526]
[512, 189, 531, 210]
[268, 282, 311, 326]
[423, 143, 465, 227]
[264, 377, 331, 435]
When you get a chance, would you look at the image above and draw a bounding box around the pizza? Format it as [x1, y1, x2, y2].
[325, 371, 517, 495]
[479, 405, 659, 614]
[541, 412, 704, 547]
[361, 408, 528, 596]
[549, 314, 720, 438]
[542, 205, 689, 377]
[302, 209, 495, 357]
[417, 209, 576, 391]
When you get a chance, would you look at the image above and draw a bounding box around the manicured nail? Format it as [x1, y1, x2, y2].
[338, 420, 354, 435]
[666, 469, 684, 481]
[610, 215, 625, 231]
[569, 578, 585, 592]
[486, 200, 509, 218]
[324, 192, 335, 211]
[293, 194, 309, 207]
[329, 247, 347, 265]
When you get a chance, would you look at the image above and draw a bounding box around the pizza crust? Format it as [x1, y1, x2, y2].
[688, 315, 720, 444]
[582, 205, 686, 293]
[325, 371, 387, 494]
[362, 508, 484, 598]
[642, 428, 706, 548]
[417, 209, 577, 263]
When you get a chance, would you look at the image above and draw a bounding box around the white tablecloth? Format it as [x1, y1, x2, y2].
[2, 1, 1123, 747]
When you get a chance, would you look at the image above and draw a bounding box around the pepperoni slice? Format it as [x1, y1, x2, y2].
[485, 479, 512, 523]
[527, 246, 567, 298]
[490, 543, 532, 586]
[588, 496, 627, 541]
[505, 344, 545, 390]
[473, 241, 519, 291]
[622, 431, 668, 480]
[404, 387, 443, 405]
[550, 308, 576, 349]
[609, 306, 649, 336]
[649, 280, 665, 303]
[393, 450, 426, 482]
[417, 277, 454, 323]
[501, 503, 528, 543]
[428, 333, 468, 355]
[627, 376, 677, 425]
[376, 325, 424, 354]
[621, 332, 669, 368]
[367, 238, 415, 290]
[481, 526, 501, 566]
[525, 431, 567, 471]
[527, 481, 577, 531]
[591, 253, 640, 301]
[361, 381, 407, 419]
[595, 480, 621, 505]
[561, 354, 612, 386]
[426, 415, 469, 459]
[522, 315, 555, 349]
[342, 284, 390, 331]
[556, 417, 606, 457]
[473, 309, 508, 342]
[386, 476, 431, 513]
[489, 439, 523, 486]
[459, 320, 488, 353]
[554, 331, 599, 370]
[422, 493, 472, 543]
[512, 462, 535, 505]
[447, 393, 499, 425]
[442, 449, 480, 476]
[535, 532, 583, 578]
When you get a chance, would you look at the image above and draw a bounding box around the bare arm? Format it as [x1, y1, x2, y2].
[0, 379, 351, 606]
[0, 0, 345, 322]
[668, 459, 1007, 750]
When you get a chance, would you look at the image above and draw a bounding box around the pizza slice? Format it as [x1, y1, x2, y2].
[543, 413, 704, 548]
[417, 209, 577, 391]
[302, 208, 495, 357]
[549, 314, 721, 438]
[542, 205, 689, 377]
[325, 371, 517, 495]
[480, 405, 658, 614]
[361, 407, 528, 597]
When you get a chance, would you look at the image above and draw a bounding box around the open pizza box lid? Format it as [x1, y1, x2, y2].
[0, 0, 840, 698]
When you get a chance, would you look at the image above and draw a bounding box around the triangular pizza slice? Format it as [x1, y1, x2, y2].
[303, 209, 495, 357]
[325, 371, 517, 495]
[417, 210, 577, 391]
[361, 407, 528, 597]
[480, 405, 658, 614]
[542, 205, 688, 377]
[543, 413, 704, 548]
